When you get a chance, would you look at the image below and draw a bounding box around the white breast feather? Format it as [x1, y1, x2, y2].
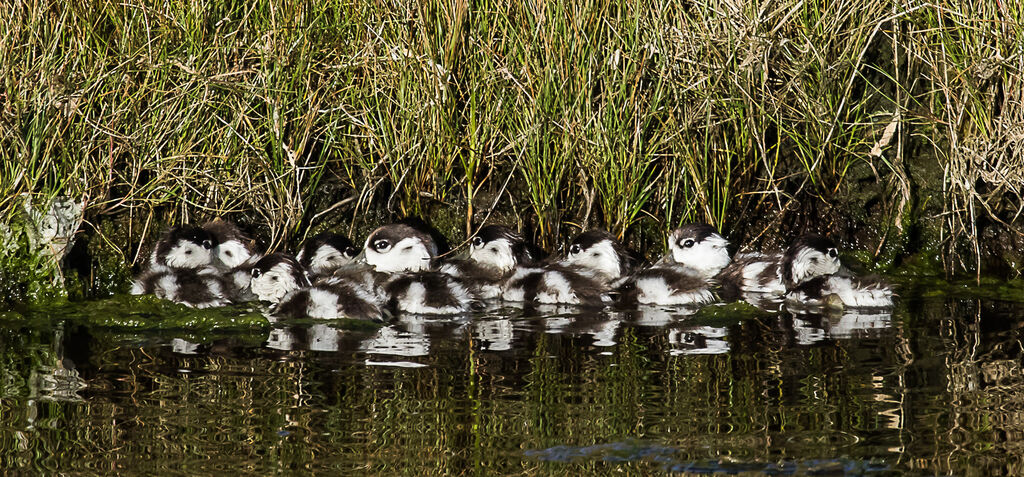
[307, 288, 341, 319]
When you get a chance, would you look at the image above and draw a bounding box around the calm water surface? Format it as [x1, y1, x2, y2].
[1, 290, 1022, 475]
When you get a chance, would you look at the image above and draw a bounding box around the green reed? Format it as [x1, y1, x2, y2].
[1, 0, 1021, 275]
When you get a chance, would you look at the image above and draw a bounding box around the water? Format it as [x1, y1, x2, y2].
[1, 291, 1022, 475]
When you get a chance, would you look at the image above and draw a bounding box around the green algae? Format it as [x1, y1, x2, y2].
[19, 295, 270, 331]
[691, 301, 772, 326]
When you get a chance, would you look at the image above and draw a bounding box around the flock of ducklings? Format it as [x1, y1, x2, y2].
[131, 219, 894, 322]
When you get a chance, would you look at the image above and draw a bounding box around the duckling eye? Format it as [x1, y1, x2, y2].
[681, 239, 696, 248]
[252, 269, 262, 278]
[569, 244, 581, 255]
[344, 248, 358, 258]
[373, 239, 391, 251]
[472, 237, 484, 248]
[827, 248, 838, 258]
[202, 239, 213, 249]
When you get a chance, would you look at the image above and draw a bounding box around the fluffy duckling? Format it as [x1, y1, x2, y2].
[130, 267, 231, 309]
[620, 224, 728, 306]
[502, 264, 610, 306]
[560, 230, 643, 287]
[146, 225, 217, 272]
[438, 225, 545, 299]
[274, 276, 386, 321]
[249, 254, 311, 304]
[131, 225, 230, 308]
[787, 273, 895, 309]
[296, 232, 360, 282]
[202, 219, 261, 301]
[364, 223, 478, 315]
[718, 234, 841, 299]
[252, 253, 384, 321]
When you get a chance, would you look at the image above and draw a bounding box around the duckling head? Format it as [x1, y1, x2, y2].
[363, 224, 437, 273]
[297, 232, 359, 276]
[250, 253, 310, 304]
[202, 219, 257, 269]
[784, 234, 841, 285]
[468, 225, 542, 273]
[154, 225, 217, 269]
[667, 223, 731, 279]
[561, 230, 640, 283]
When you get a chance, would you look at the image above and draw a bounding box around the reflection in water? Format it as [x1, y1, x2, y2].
[474, 318, 514, 351]
[4, 296, 1024, 475]
[668, 326, 730, 355]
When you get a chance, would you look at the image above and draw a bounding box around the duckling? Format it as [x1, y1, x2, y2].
[502, 264, 610, 306]
[131, 225, 229, 308]
[146, 225, 217, 272]
[364, 223, 478, 315]
[786, 273, 894, 309]
[249, 253, 311, 304]
[296, 232, 360, 282]
[202, 219, 258, 270]
[130, 267, 231, 309]
[718, 234, 841, 300]
[438, 225, 545, 299]
[561, 230, 643, 287]
[273, 276, 386, 322]
[619, 224, 728, 306]
[202, 219, 261, 301]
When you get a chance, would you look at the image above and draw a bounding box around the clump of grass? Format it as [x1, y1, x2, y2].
[1, 0, 1022, 286]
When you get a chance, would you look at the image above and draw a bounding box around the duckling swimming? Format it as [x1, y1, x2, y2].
[130, 267, 231, 309]
[203, 219, 261, 301]
[718, 234, 841, 300]
[438, 225, 545, 299]
[560, 230, 643, 287]
[296, 232, 360, 282]
[364, 223, 478, 314]
[619, 224, 728, 306]
[249, 253, 311, 304]
[786, 273, 895, 309]
[274, 276, 386, 321]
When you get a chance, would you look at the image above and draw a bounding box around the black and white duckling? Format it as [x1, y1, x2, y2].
[131, 267, 232, 308]
[252, 253, 385, 321]
[296, 232, 360, 282]
[438, 225, 545, 299]
[364, 223, 478, 315]
[502, 264, 610, 306]
[560, 230, 643, 287]
[274, 276, 386, 321]
[145, 225, 217, 272]
[249, 253, 311, 304]
[786, 273, 895, 309]
[131, 225, 230, 308]
[718, 234, 842, 299]
[619, 224, 729, 306]
[202, 219, 261, 301]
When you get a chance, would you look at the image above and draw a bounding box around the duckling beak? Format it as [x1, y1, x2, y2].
[352, 248, 367, 264]
[655, 253, 674, 265]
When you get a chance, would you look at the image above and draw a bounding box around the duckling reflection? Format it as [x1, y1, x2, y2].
[474, 318, 514, 352]
[171, 338, 201, 355]
[826, 310, 892, 338]
[264, 320, 355, 352]
[527, 307, 623, 349]
[359, 323, 431, 357]
[31, 323, 87, 402]
[626, 306, 699, 327]
[667, 325, 730, 355]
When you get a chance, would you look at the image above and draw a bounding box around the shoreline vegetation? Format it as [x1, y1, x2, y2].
[2, 1, 1023, 302]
